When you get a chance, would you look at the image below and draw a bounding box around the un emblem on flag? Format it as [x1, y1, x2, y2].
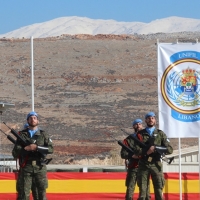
[161, 57, 200, 122]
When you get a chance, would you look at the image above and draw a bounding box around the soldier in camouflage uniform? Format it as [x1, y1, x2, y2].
[12, 111, 54, 200]
[133, 112, 173, 200]
[16, 123, 39, 200]
[121, 119, 150, 200]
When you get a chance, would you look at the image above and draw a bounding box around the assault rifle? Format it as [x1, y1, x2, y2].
[2, 122, 52, 165]
[3, 122, 32, 147]
[121, 129, 174, 165]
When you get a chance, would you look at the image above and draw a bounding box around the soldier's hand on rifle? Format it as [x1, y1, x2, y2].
[147, 146, 155, 155]
[24, 144, 37, 151]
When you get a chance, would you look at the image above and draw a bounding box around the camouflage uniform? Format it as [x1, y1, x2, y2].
[121, 134, 151, 200]
[133, 128, 173, 200]
[31, 178, 39, 200]
[17, 171, 39, 200]
[12, 129, 53, 200]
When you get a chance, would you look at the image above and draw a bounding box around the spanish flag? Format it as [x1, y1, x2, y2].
[0, 172, 199, 199]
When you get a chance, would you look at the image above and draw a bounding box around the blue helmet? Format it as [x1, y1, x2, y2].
[26, 111, 38, 120]
[132, 118, 143, 126]
[145, 112, 155, 119]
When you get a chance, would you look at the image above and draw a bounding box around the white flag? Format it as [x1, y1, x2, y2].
[158, 43, 200, 138]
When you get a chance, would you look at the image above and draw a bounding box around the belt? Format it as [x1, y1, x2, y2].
[143, 155, 161, 163]
[26, 160, 41, 166]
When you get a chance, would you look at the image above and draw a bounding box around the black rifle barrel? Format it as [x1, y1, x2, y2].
[3, 122, 29, 146]
[0, 129, 16, 144]
[121, 129, 146, 148]
[117, 140, 134, 154]
[106, 132, 134, 154]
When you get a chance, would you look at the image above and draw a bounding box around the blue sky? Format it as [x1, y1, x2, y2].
[1, 0, 200, 34]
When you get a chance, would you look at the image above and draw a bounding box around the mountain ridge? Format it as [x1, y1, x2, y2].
[1, 16, 200, 39]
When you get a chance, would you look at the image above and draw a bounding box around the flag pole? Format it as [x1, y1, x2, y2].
[176, 39, 182, 200]
[31, 36, 34, 112]
[197, 38, 200, 200]
[178, 137, 182, 200]
[199, 138, 200, 200]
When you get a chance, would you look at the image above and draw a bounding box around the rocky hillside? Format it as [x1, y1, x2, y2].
[0, 32, 199, 164]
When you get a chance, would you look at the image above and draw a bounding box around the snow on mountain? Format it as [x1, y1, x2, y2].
[1, 16, 200, 39]
[136, 16, 200, 34]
